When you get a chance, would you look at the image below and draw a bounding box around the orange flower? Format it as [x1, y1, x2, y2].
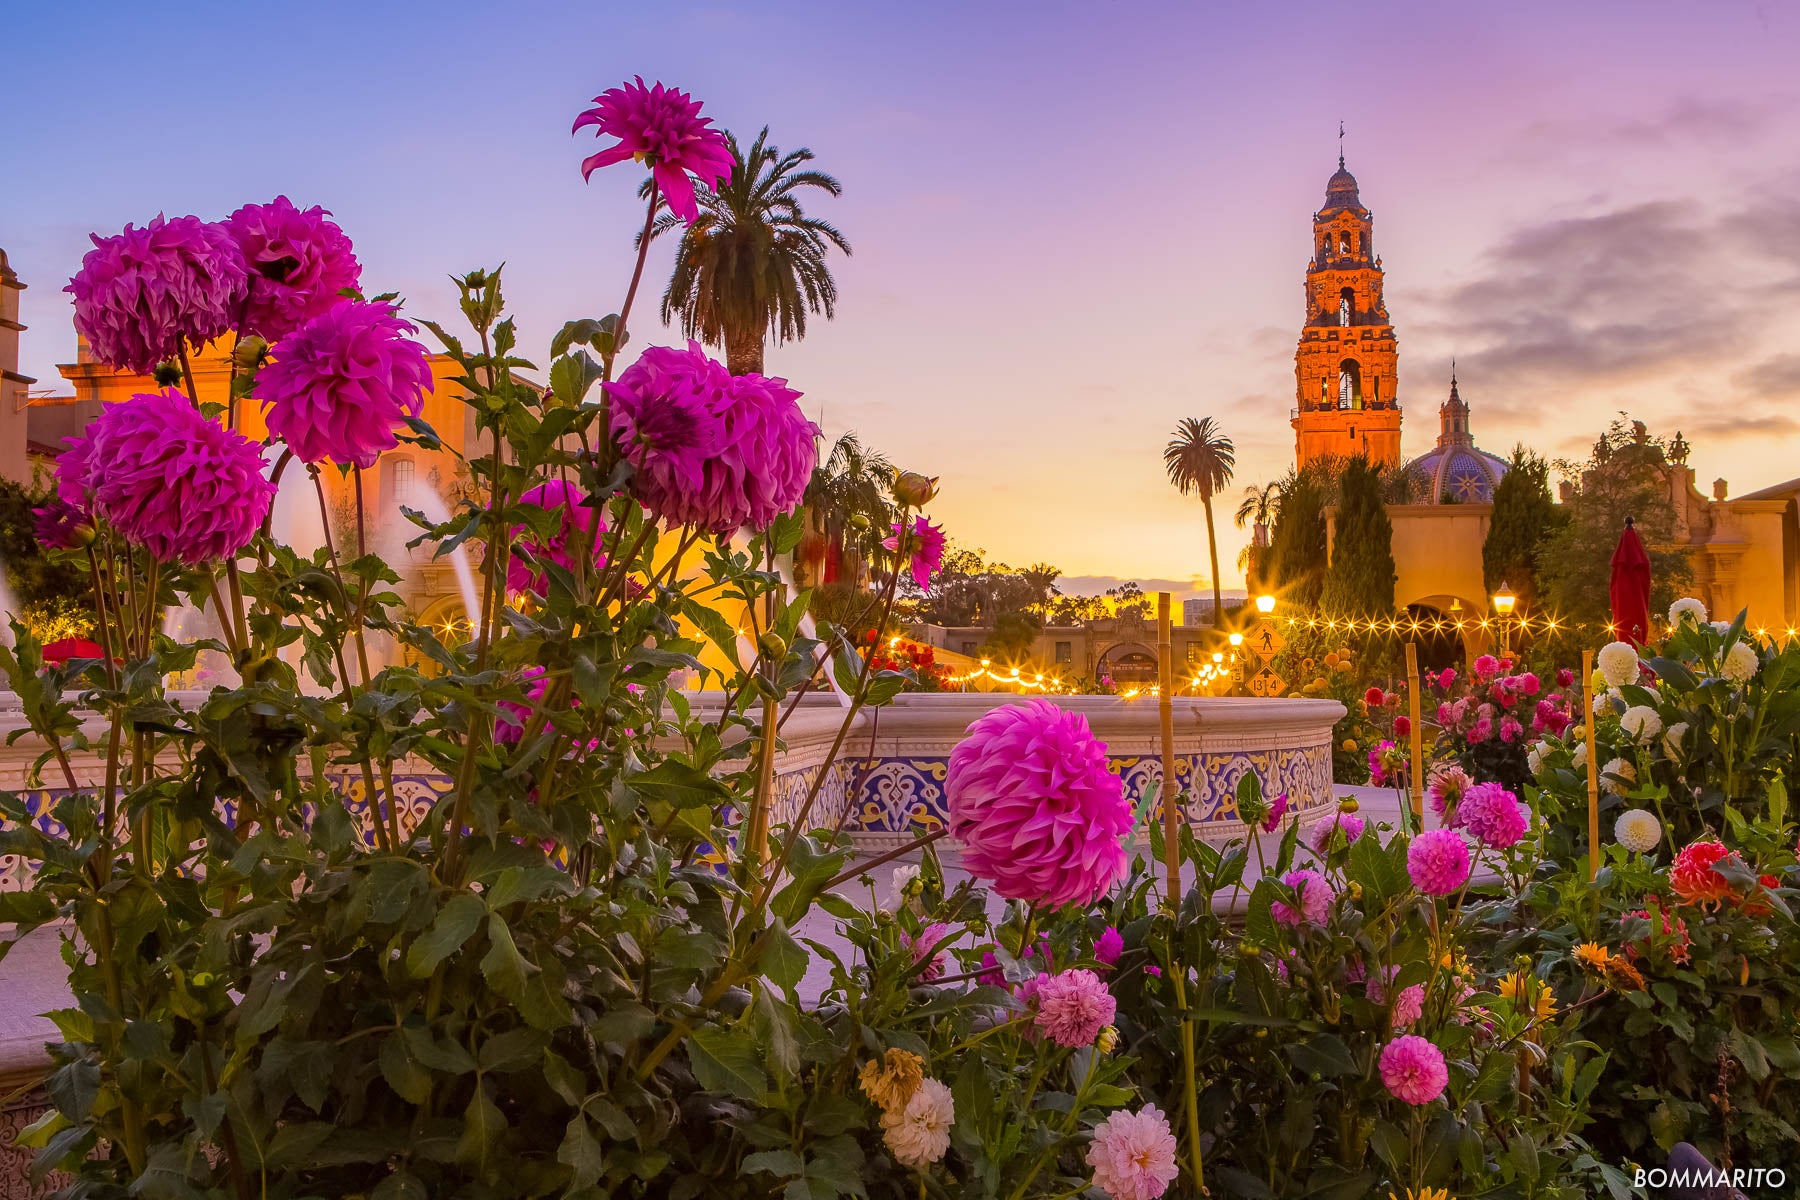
[1573, 942, 1610, 972]
[1603, 956, 1646, 992]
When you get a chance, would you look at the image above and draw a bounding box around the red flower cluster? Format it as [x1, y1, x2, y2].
[864, 631, 948, 686]
[1429, 662, 1577, 748]
[1670, 839, 1740, 907]
[1621, 901, 1691, 965]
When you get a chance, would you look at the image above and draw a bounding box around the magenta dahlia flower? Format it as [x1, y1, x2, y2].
[32, 498, 91, 550]
[573, 77, 735, 224]
[1094, 926, 1124, 966]
[1031, 968, 1116, 1047]
[1379, 1035, 1449, 1105]
[53, 434, 96, 511]
[255, 300, 432, 469]
[507, 480, 607, 596]
[1271, 868, 1334, 927]
[1408, 829, 1473, 896]
[1457, 781, 1529, 849]
[883, 515, 946, 590]
[904, 922, 955, 982]
[1260, 790, 1290, 833]
[605, 342, 817, 533]
[946, 699, 1133, 907]
[224, 196, 361, 342]
[84, 389, 275, 564]
[1426, 764, 1472, 823]
[66, 214, 247, 375]
[1307, 811, 1365, 857]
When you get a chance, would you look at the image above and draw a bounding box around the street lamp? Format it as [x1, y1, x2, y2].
[1256, 594, 1276, 615]
[1492, 581, 1517, 657]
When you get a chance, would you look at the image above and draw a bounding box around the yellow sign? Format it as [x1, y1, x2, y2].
[1248, 668, 1287, 697]
[1248, 622, 1286, 661]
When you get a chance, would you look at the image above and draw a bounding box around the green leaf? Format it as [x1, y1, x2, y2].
[379, 1033, 433, 1103]
[477, 1027, 547, 1073]
[558, 1116, 607, 1190]
[688, 1024, 768, 1100]
[455, 1082, 506, 1169]
[761, 918, 809, 992]
[405, 892, 487, 977]
[1284, 1034, 1358, 1078]
[743, 1150, 804, 1178]
[479, 913, 534, 999]
[371, 1172, 429, 1200]
[629, 759, 731, 808]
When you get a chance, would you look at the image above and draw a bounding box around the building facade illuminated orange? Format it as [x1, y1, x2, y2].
[1291, 156, 1403, 469]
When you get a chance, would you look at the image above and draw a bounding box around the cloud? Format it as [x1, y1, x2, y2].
[1732, 353, 1800, 399]
[1408, 197, 1789, 423]
[1056, 574, 1235, 599]
[1511, 97, 1775, 158]
[1685, 410, 1800, 438]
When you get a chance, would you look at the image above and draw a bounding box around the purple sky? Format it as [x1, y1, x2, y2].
[9, 1, 1800, 599]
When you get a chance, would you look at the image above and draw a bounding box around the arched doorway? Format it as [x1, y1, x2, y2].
[1405, 603, 1467, 673]
[1097, 642, 1158, 685]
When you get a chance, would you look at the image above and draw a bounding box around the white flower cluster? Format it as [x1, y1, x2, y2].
[1620, 705, 1663, 743]
[1668, 597, 1707, 627]
[1662, 721, 1689, 760]
[1593, 687, 1622, 716]
[881, 1078, 954, 1166]
[1615, 808, 1663, 853]
[1597, 641, 1640, 688]
[1723, 640, 1760, 685]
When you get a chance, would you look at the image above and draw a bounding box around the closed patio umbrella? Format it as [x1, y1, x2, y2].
[1609, 516, 1652, 646]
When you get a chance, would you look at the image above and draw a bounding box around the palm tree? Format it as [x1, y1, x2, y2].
[1163, 417, 1237, 623]
[803, 432, 894, 585]
[1234, 481, 1282, 543]
[1020, 563, 1062, 615]
[640, 127, 850, 375]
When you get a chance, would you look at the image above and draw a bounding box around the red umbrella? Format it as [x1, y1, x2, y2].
[41, 637, 106, 665]
[1609, 516, 1653, 646]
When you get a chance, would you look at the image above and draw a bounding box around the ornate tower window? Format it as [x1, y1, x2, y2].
[1338, 287, 1353, 327]
[1338, 358, 1362, 409]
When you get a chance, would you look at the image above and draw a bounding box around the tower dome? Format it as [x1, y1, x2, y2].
[1322, 161, 1361, 212]
[1406, 372, 1509, 503]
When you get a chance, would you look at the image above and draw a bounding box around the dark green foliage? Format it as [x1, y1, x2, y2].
[0, 478, 91, 615]
[1319, 456, 1395, 618]
[1482, 446, 1565, 609]
[1537, 418, 1693, 629]
[1268, 472, 1329, 609]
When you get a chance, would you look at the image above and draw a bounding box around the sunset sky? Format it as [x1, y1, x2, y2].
[9, 1, 1800, 601]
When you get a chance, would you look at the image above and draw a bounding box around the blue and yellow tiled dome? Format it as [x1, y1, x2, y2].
[1408, 373, 1509, 503]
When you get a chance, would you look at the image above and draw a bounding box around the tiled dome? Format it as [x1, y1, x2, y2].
[1407, 373, 1509, 503]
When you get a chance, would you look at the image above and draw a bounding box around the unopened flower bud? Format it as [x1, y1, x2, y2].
[1236, 942, 1258, 960]
[892, 470, 940, 507]
[846, 513, 871, 532]
[153, 361, 183, 387]
[1338, 797, 1360, 814]
[1096, 1025, 1119, 1054]
[758, 631, 788, 661]
[1347, 881, 1363, 900]
[232, 335, 268, 369]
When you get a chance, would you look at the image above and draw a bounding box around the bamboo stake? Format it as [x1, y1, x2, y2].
[1583, 648, 1601, 880]
[1157, 593, 1179, 900]
[1404, 642, 1424, 834]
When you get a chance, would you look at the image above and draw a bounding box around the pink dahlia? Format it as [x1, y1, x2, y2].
[224, 197, 361, 341]
[66, 214, 247, 375]
[1426, 764, 1472, 823]
[1379, 1035, 1449, 1105]
[1271, 868, 1334, 927]
[54, 433, 96, 512]
[883, 516, 947, 590]
[255, 300, 432, 468]
[1437, 668, 1457, 689]
[1457, 782, 1529, 849]
[84, 389, 274, 565]
[1622, 905, 1691, 965]
[507, 480, 607, 596]
[1556, 668, 1575, 688]
[1670, 839, 1739, 907]
[1408, 829, 1473, 896]
[1308, 811, 1365, 857]
[904, 922, 955, 982]
[1031, 968, 1116, 1048]
[946, 699, 1133, 907]
[1473, 654, 1500, 678]
[1389, 983, 1425, 1029]
[1095, 926, 1124, 966]
[572, 77, 734, 224]
[605, 343, 816, 533]
[1260, 791, 1290, 833]
[495, 666, 552, 746]
[1086, 1104, 1179, 1200]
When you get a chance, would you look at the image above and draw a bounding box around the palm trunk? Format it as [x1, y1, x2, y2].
[1203, 495, 1223, 627]
[725, 325, 765, 376]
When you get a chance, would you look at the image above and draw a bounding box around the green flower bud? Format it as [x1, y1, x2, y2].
[232, 336, 268, 369]
[153, 361, 183, 387]
[758, 631, 788, 661]
[892, 471, 940, 507]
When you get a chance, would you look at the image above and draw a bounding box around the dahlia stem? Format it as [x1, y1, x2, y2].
[612, 177, 661, 378]
[177, 343, 202, 411]
[820, 827, 947, 891]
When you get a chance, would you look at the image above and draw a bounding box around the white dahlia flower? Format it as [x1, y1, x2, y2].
[1620, 705, 1663, 743]
[1600, 757, 1637, 796]
[1597, 641, 1640, 688]
[1668, 597, 1707, 627]
[1723, 641, 1760, 685]
[1614, 808, 1663, 854]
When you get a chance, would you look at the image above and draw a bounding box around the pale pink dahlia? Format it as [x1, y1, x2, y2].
[66, 214, 247, 374]
[1457, 781, 1529, 849]
[224, 196, 361, 342]
[1379, 1035, 1449, 1105]
[883, 516, 946, 590]
[507, 480, 607, 596]
[605, 343, 816, 533]
[1086, 1105, 1179, 1200]
[1408, 829, 1473, 896]
[84, 390, 274, 564]
[1032, 968, 1117, 1048]
[1389, 983, 1425, 1029]
[1308, 811, 1365, 857]
[255, 301, 432, 468]
[946, 699, 1133, 907]
[573, 77, 735, 224]
[1426, 764, 1472, 823]
[1271, 868, 1334, 927]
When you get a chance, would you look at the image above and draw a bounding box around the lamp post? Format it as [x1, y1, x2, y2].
[1256, 594, 1276, 616]
[1492, 581, 1517, 659]
[1227, 632, 1244, 694]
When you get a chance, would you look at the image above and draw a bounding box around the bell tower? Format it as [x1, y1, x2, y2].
[1291, 150, 1402, 469]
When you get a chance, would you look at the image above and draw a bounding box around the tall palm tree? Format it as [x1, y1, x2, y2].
[1234, 481, 1282, 543]
[1164, 417, 1237, 623]
[640, 127, 850, 375]
[1020, 563, 1062, 615]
